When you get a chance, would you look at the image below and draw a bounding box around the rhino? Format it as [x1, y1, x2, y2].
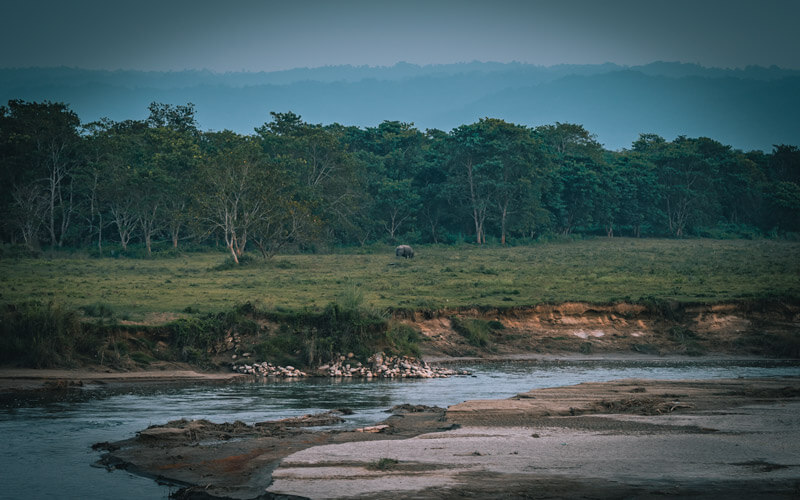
[395, 245, 414, 259]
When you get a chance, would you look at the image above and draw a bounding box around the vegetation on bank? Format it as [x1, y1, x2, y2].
[1, 238, 798, 368]
[1, 239, 798, 322]
[0, 296, 419, 369]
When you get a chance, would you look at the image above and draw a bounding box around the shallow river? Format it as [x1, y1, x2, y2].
[1, 359, 799, 499]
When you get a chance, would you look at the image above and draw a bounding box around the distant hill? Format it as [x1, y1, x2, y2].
[1, 62, 798, 151]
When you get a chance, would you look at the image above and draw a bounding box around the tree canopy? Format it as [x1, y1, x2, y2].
[1, 100, 797, 256]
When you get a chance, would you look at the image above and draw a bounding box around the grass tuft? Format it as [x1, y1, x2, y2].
[368, 458, 399, 471]
[450, 317, 491, 347]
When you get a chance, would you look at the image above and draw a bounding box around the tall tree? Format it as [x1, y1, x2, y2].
[654, 137, 724, 237]
[196, 132, 284, 263]
[0, 100, 81, 247]
[256, 112, 365, 245]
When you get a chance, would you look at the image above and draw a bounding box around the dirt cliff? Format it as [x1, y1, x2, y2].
[405, 300, 800, 359]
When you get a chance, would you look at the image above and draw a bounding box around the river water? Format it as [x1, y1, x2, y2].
[1, 359, 798, 500]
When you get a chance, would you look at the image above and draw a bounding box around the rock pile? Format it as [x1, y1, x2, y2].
[318, 352, 470, 379]
[232, 362, 307, 378]
[232, 352, 470, 379]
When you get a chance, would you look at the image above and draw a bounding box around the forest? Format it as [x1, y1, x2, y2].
[1, 99, 799, 261]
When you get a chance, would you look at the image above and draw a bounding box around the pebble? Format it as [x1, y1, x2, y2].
[231, 352, 471, 379]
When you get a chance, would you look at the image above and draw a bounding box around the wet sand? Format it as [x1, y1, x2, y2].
[92, 376, 800, 499]
[0, 364, 245, 393]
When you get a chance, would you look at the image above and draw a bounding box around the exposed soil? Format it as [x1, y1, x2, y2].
[407, 301, 800, 359]
[2, 300, 795, 392]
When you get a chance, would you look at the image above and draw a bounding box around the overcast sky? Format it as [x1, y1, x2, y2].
[2, 0, 799, 71]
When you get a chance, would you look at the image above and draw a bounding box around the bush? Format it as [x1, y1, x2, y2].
[450, 317, 491, 347]
[252, 288, 398, 366]
[667, 326, 705, 356]
[80, 302, 115, 319]
[386, 323, 422, 357]
[369, 458, 399, 471]
[163, 314, 232, 363]
[0, 301, 99, 367]
[211, 253, 260, 271]
[129, 351, 156, 365]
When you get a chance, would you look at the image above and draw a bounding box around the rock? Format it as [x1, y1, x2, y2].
[355, 424, 389, 433]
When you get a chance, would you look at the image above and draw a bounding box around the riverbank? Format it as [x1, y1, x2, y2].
[94, 375, 800, 499]
[2, 295, 798, 378]
[0, 362, 245, 393]
[0, 353, 793, 394]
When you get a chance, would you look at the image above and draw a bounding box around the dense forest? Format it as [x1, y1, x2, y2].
[1, 99, 798, 261]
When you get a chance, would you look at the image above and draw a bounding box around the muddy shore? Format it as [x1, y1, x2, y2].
[91, 375, 800, 499]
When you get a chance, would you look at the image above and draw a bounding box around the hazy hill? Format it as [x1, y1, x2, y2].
[1, 62, 798, 150]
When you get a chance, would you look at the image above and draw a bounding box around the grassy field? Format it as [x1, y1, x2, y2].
[1, 238, 799, 324]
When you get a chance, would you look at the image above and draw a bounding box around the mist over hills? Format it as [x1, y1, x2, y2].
[1, 62, 798, 151]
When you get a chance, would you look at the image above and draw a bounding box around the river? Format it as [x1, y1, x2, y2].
[1, 359, 798, 500]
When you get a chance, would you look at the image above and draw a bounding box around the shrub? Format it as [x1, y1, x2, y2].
[0, 301, 98, 367]
[211, 253, 260, 271]
[386, 323, 422, 357]
[369, 458, 399, 471]
[667, 326, 705, 356]
[129, 351, 156, 365]
[450, 317, 491, 347]
[80, 302, 115, 319]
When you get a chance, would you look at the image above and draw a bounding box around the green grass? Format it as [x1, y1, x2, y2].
[368, 458, 399, 471]
[450, 317, 498, 347]
[0, 239, 798, 324]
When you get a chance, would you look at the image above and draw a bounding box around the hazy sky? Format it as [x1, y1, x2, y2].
[2, 0, 799, 71]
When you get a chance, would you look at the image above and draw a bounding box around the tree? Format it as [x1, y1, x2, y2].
[446, 122, 492, 244]
[143, 103, 201, 251]
[90, 119, 147, 252]
[446, 119, 546, 244]
[256, 112, 366, 245]
[550, 158, 601, 235]
[196, 132, 281, 263]
[373, 178, 420, 241]
[0, 100, 81, 247]
[761, 145, 800, 232]
[536, 122, 604, 160]
[10, 183, 46, 250]
[653, 137, 724, 237]
[612, 151, 662, 237]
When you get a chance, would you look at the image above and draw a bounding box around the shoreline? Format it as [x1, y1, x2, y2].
[88, 374, 800, 499]
[0, 363, 246, 393]
[1, 353, 795, 393]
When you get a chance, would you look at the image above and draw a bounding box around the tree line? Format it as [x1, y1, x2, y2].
[1, 100, 798, 260]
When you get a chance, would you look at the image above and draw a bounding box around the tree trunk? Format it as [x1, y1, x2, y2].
[97, 213, 103, 255]
[500, 201, 508, 246]
[228, 241, 239, 264]
[48, 176, 57, 247]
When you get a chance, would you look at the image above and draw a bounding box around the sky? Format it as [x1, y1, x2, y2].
[1, 0, 799, 72]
